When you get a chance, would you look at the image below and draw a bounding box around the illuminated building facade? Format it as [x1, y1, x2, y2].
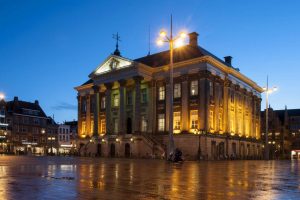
[4, 97, 58, 155]
[76, 32, 263, 160]
[261, 106, 300, 159]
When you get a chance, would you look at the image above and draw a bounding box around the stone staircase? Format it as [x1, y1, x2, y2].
[141, 133, 166, 159]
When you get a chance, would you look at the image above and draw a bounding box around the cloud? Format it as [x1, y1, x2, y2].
[52, 102, 77, 111]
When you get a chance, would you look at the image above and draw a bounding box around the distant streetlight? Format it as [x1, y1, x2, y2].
[156, 15, 187, 159]
[0, 93, 5, 100]
[262, 76, 277, 160]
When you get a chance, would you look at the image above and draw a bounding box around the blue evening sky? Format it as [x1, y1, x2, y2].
[0, 0, 299, 123]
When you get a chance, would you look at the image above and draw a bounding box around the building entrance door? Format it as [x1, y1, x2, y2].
[97, 143, 101, 157]
[126, 118, 132, 134]
[125, 143, 130, 157]
[110, 143, 115, 157]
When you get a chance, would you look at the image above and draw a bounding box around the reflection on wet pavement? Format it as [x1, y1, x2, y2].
[0, 156, 299, 199]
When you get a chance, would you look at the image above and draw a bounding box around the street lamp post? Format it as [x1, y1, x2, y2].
[157, 15, 187, 159]
[194, 129, 204, 160]
[263, 76, 277, 160]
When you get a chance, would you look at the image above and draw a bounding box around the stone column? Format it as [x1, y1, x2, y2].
[86, 95, 91, 136]
[118, 80, 126, 134]
[199, 73, 206, 130]
[148, 80, 155, 134]
[77, 95, 82, 137]
[133, 76, 143, 134]
[104, 83, 113, 134]
[181, 75, 189, 132]
[223, 79, 230, 133]
[92, 85, 99, 137]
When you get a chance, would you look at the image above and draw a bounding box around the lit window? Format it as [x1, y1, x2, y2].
[101, 97, 106, 109]
[159, 86, 165, 100]
[209, 110, 214, 130]
[190, 80, 198, 96]
[174, 83, 181, 98]
[219, 112, 223, 130]
[91, 120, 94, 133]
[113, 94, 119, 107]
[141, 88, 147, 103]
[190, 110, 198, 129]
[101, 119, 106, 134]
[82, 121, 86, 134]
[158, 114, 165, 131]
[174, 112, 181, 130]
[127, 91, 132, 105]
[113, 118, 119, 134]
[141, 116, 148, 132]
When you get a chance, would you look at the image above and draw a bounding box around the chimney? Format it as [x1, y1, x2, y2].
[224, 56, 232, 66]
[14, 96, 18, 102]
[35, 100, 39, 105]
[188, 32, 199, 47]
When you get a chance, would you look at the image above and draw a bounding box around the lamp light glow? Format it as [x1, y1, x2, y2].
[156, 39, 163, 46]
[160, 31, 167, 37]
[180, 32, 187, 38]
[174, 38, 184, 48]
[0, 93, 5, 100]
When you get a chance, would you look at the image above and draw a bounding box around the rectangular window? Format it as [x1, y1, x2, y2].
[91, 120, 94, 133]
[174, 112, 181, 130]
[101, 119, 106, 134]
[230, 91, 234, 103]
[190, 80, 198, 96]
[209, 81, 214, 97]
[90, 95, 95, 113]
[230, 114, 234, 133]
[219, 112, 223, 130]
[113, 94, 119, 107]
[81, 97, 87, 113]
[158, 114, 165, 131]
[209, 110, 214, 130]
[174, 83, 181, 98]
[113, 118, 119, 134]
[101, 97, 106, 109]
[126, 91, 132, 105]
[141, 116, 147, 132]
[141, 88, 147, 103]
[190, 110, 198, 129]
[158, 86, 165, 100]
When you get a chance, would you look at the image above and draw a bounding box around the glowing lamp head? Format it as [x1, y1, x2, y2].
[180, 32, 187, 38]
[160, 31, 167, 37]
[156, 39, 163, 46]
[174, 38, 184, 48]
[0, 93, 5, 100]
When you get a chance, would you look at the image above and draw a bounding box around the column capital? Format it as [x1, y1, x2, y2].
[104, 82, 113, 90]
[118, 79, 127, 87]
[224, 79, 232, 87]
[180, 74, 189, 82]
[92, 85, 100, 93]
[133, 76, 143, 83]
[147, 80, 155, 87]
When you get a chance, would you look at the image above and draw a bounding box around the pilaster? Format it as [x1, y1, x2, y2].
[118, 80, 126, 134]
[133, 76, 143, 134]
[104, 83, 113, 134]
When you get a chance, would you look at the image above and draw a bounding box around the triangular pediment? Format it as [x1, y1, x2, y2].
[89, 55, 133, 77]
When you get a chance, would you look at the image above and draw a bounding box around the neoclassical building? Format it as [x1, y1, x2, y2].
[75, 32, 263, 160]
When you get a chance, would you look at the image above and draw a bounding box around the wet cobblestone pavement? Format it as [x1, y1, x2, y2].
[0, 156, 299, 200]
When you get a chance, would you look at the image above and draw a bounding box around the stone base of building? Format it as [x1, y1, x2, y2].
[76, 133, 263, 160]
[76, 134, 165, 159]
[157, 134, 263, 160]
